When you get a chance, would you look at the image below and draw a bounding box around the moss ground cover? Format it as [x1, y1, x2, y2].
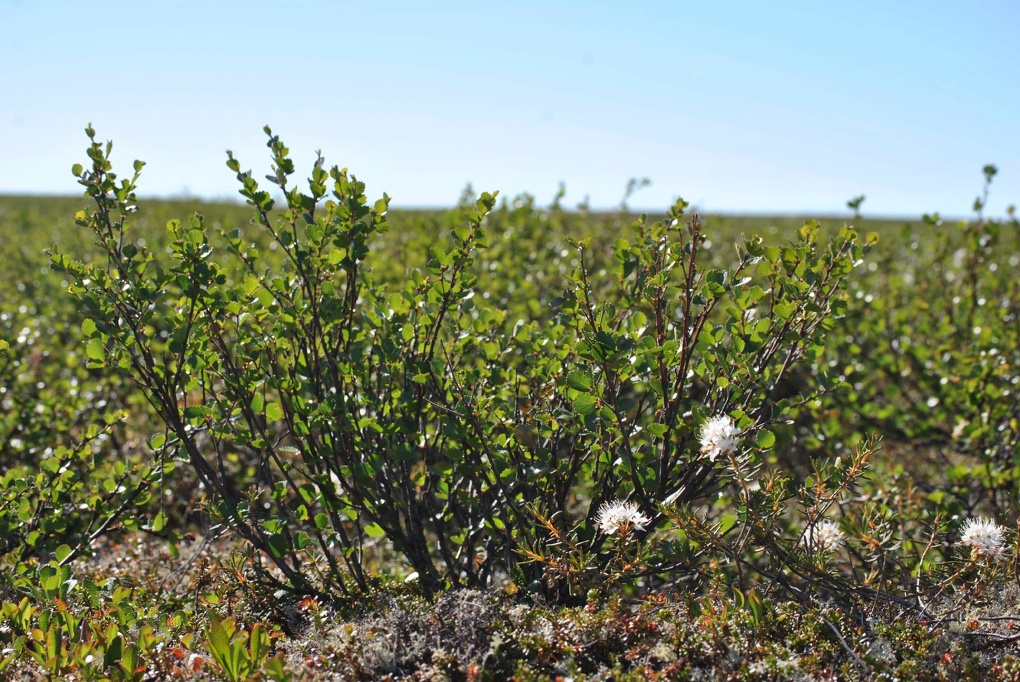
[1, 129, 1019, 679]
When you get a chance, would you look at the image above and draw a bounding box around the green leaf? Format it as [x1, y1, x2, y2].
[183, 406, 207, 420]
[566, 371, 593, 391]
[249, 623, 270, 668]
[293, 531, 311, 551]
[206, 619, 233, 669]
[572, 393, 598, 416]
[773, 301, 797, 321]
[645, 423, 668, 438]
[265, 402, 284, 423]
[41, 570, 61, 594]
[705, 269, 727, 295]
[86, 338, 104, 361]
[756, 430, 776, 449]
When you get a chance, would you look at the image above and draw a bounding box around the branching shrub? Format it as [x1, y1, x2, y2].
[53, 125, 879, 606]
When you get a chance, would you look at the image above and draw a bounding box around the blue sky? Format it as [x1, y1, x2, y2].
[1, 0, 1018, 216]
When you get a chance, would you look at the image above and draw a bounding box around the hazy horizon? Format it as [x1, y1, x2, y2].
[3, 1, 1018, 217]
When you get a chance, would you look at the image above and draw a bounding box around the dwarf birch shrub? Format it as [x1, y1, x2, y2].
[54, 126, 517, 598]
[515, 209, 877, 601]
[53, 126, 875, 603]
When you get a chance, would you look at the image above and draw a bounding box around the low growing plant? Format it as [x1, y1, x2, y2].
[52, 125, 878, 607]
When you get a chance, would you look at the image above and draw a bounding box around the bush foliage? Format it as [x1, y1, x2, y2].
[0, 126, 1019, 678]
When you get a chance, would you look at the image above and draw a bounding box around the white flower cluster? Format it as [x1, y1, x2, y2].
[805, 519, 845, 554]
[699, 414, 741, 462]
[596, 500, 650, 537]
[960, 517, 1008, 560]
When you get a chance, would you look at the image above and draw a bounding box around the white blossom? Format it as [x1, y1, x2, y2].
[806, 519, 845, 554]
[699, 414, 741, 462]
[596, 500, 650, 537]
[960, 517, 1007, 560]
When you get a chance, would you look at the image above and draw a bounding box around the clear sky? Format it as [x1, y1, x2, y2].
[2, 0, 1018, 217]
